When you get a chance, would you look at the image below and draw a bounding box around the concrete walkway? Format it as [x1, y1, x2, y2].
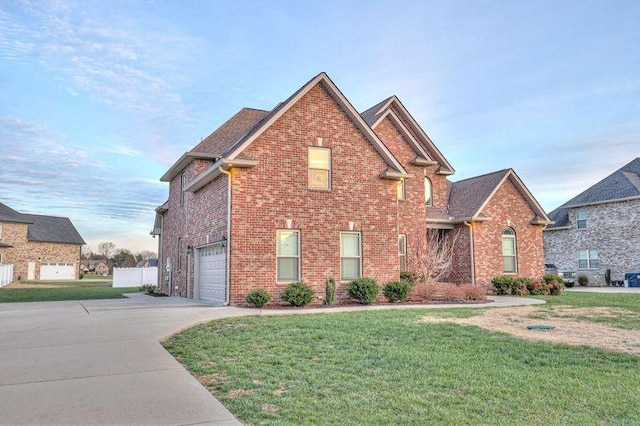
[0, 293, 540, 425]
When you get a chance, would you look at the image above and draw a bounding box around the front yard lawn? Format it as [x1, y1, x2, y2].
[164, 302, 640, 424]
[0, 280, 140, 303]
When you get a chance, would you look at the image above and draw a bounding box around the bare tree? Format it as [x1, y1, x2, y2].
[406, 228, 460, 283]
[97, 241, 116, 259]
[81, 245, 92, 259]
[137, 250, 157, 261]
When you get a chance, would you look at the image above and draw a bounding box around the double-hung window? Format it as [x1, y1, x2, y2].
[502, 228, 517, 273]
[398, 234, 407, 272]
[578, 250, 598, 269]
[308, 147, 331, 189]
[340, 232, 361, 281]
[277, 230, 300, 282]
[576, 211, 586, 229]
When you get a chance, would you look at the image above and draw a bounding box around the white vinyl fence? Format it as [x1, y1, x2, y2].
[112, 267, 158, 288]
[0, 264, 14, 287]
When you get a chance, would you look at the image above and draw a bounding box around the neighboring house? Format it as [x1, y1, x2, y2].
[153, 72, 551, 305]
[0, 202, 85, 281]
[135, 259, 158, 268]
[80, 259, 109, 275]
[544, 158, 640, 285]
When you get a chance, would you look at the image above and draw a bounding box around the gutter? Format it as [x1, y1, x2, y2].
[219, 167, 232, 306]
[463, 221, 476, 285]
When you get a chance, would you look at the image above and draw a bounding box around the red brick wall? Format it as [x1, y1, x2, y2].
[449, 224, 473, 284]
[229, 82, 399, 305]
[472, 178, 545, 287]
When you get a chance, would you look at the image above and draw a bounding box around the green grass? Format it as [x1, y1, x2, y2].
[82, 274, 113, 279]
[164, 306, 640, 425]
[0, 281, 140, 303]
[533, 292, 640, 330]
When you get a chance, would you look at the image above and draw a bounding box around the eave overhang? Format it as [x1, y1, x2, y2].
[160, 151, 219, 182]
[185, 158, 258, 193]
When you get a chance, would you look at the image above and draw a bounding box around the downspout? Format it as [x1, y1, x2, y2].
[463, 221, 476, 285]
[219, 167, 232, 306]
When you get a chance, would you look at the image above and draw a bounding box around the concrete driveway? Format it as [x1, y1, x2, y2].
[0, 293, 254, 425]
[0, 293, 541, 424]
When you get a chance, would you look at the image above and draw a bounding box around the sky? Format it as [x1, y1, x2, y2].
[1, 0, 639, 253]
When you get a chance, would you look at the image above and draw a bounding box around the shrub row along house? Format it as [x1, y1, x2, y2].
[153, 72, 551, 305]
[544, 158, 640, 285]
[0, 202, 85, 281]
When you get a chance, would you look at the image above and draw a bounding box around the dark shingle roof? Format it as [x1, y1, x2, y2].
[546, 158, 640, 229]
[21, 214, 85, 245]
[0, 202, 32, 224]
[448, 169, 510, 219]
[191, 108, 270, 156]
[360, 96, 393, 126]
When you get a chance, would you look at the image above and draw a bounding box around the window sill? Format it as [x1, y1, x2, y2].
[308, 187, 332, 192]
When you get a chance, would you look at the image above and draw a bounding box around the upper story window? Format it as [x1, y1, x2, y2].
[576, 210, 586, 229]
[425, 177, 432, 206]
[308, 147, 331, 189]
[578, 249, 598, 269]
[0, 224, 3, 239]
[340, 232, 361, 281]
[277, 230, 300, 282]
[502, 228, 517, 274]
[180, 172, 187, 206]
[396, 180, 406, 200]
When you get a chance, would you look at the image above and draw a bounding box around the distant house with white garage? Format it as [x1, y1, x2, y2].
[0, 202, 85, 282]
[544, 158, 640, 285]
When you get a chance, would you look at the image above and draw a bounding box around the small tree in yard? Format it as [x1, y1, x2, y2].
[406, 228, 460, 283]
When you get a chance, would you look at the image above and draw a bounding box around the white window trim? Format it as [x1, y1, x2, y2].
[502, 228, 517, 274]
[397, 180, 406, 200]
[425, 177, 432, 207]
[578, 249, 598, 269]
[576, 210, 586, 229]
[398, 234, 407, 272]
[340, 232, 362, 281]
[0, 253, 3, 264]
[308, 147, 331, 190]
[276, 230, 301, 283]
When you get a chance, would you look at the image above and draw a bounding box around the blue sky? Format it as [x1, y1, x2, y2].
[1, 0, 639, 253]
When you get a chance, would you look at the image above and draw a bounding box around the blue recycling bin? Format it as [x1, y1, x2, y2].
[625, 272, 640, 288]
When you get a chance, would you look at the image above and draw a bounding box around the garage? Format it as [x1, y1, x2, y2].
[197, 243, 226, 304]
[40, 262, 75, 280]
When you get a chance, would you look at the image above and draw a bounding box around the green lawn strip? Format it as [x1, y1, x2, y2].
[0, 286, 141, 303]
[164, 309, 640, 425]
[18, 280, 111, 288]
[533, 293, 640, 330]
[82, 274, 113, 280]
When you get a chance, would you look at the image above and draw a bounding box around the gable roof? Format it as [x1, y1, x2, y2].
[21, 214, 85, 245]
[546, 158, 640, 230]
[0, 202, 32, 224]
[361, 95, 455, 175]
[185, 72, 412, 192]
[448, 169, 551, 224]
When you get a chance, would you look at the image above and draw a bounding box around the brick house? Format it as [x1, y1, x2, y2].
[80, 259, 109, 275]
[0, 202, 85, 281]
[153, 72, 551, 305]
[544, 158, 640, 285]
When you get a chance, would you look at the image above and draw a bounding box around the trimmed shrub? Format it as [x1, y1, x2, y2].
[461, 285, 487, 301]
[491, 275, 516, 295]
[514, 277, 532, 295]
[383, 280, 412, 302]
[281, 282, 314, 307]
[245, 290, 271, 308]
[325, 278, 336, 306]
[548, 280, 564, 296]
[441, 285, 465, 301]
[347, 278, 379, 305]
[141, 284, 158, 294]
[412, 282, 439, 301]
[528, 280, 550, 295]
[578, 275, 589, 287]
[542, 274, 559, 284]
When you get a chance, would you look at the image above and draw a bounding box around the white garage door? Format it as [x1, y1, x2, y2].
[198, 244, 226, 304]
[40, 263, 75, 280]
